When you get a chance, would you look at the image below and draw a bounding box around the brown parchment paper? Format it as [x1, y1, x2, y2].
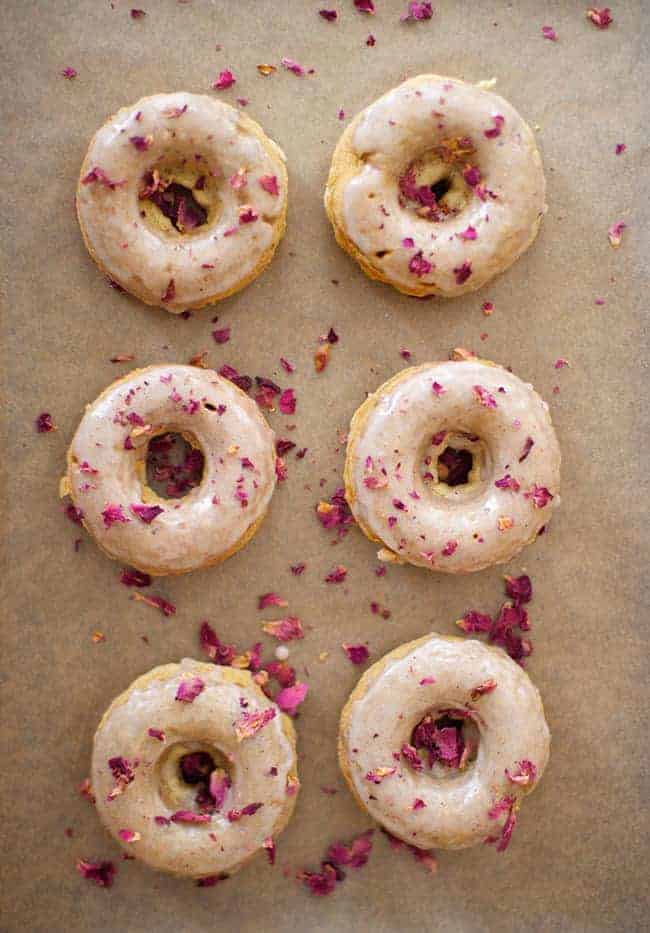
[2, 2, 648, 931]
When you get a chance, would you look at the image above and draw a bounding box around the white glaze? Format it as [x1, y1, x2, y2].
[339, 634, 550, 850]
[339, 76, 545, 295]
[92, 660, 298, 877]
[77, 92, 286, 311]
[68, 365, 277, 575]
[346, 361, 560, 572]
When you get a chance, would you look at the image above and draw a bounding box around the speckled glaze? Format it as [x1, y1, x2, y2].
[77, 92, 287, 312]
[64, 365, 277, 575]
[325, 75, 546, 297]
[92, 660, 299, 878]
[339, 634, 550, 850]
[344, 359, 561, 573]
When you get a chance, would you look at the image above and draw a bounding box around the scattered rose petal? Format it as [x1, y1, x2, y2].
[453, 260, 473, 284]
[608, 220, 626, 247]
[117, 829, 141, 843]
[326, 830, 374, 868]
[131, 592, 176, 616]
[354, 0, 375, 11]
[262, 617, 304, 641]
[175, 677, 205, 703]
[275, 682, 308, 715]
[212, 70, 235, 90]
[281, 57, 306, 76]
[542, 25, 558, 40]
[130, 503, 163, 523]
[119, 568, 151, 587]
[212, 327, 231, 344]
[61, 67, 78, 79]
[130, 8, 146, 18]
[401, 1, 433, 22]
[471, 679, 497, 700]
[279, 388, 296, 414]
[235, 707, 276, 741]
[36, 412, 56, 433]
[325, 564, 347, 583]
[77, 860, 116, 887]
[129, 135, 153, 151]
[524, 484, 554, 508]
[615, 143, 626, 155]
[365, 767, 396, 784]
[473, 384, 497, 408]
[458, 225, 477, 240]
[319, 9, 338, 21]
[586, 7, 613, 29]
[102, 504, 129, 529]
[342, 643, 369, 664]
[171, 810, 211, 824]
[259, 174, 280, 196]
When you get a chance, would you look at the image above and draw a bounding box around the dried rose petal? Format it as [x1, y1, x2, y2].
[542, 25, 558, 40]
[120, 567, 152, 587]
[342, 642, 369, 664]
[130, 8, 146, 18]
[458, 225, 477, 240]
[401, 2, 433, 22]
[505, 759, 537, 786]
[131, 592, 176, 616]
[473, 384, 497, 409]
[102, 504, 129, 528]
[212, 327, 231, 344]
[117, 828, 141, 842]
[212, 69, 235, 90]
[615, 143, 626, 155]
[171, 810, 211, 824]
[227, 802, 263, 822]
[279, 388, 296, 414]
[147, 727, 165, 741]
[81, 167, 125, 190]
[275, 682, 308, 715]
[175, 677, 205, 703]
[456, 610, 493, 634]
[319, 9, 338, 21]
[470, 679, 497, 701]
[130, 503, 163, 523]
[262, 616, 304, 641]
[129, 135, 153, 151]
[325, 564, 347, 583]
[453, 260, 473, 284]
[77, 859, 116, 887]
[199, 621, 236, 665]
[36, 411, 56, 433]
[484, 115, 505, 139]
[365, 767, 396, 784]
[494, 474, 520, 492]
[586, 7, 613, 29]
[281, 57, 306, 76]
[504, 574, 532, 604]
[608, 220, 626, 247]
[409, 251, 432, 277]
[524, 484, 553, 508]
[61, 66, 78, 79]
[259, 174, 280, 196]
[235, 707, 276, 741]
[441, 540, 458, 557]
[297, 862, 338, 896]
[326, 830, 373, 868]
[401, 743, 424, 771]
[354, 0, 375, 12]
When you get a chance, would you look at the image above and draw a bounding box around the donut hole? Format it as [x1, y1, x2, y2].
[422, 431, 488, 498]
[398, 149, 472, 221]
[156, 741, 233, 814]
[437, 447, 473, 486]
[410, 710, 479, 777]
[138, 162, 222, 236]
[145, 432, 205, 499]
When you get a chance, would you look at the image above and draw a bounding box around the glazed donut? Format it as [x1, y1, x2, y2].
[91, 660, 299, 878]
[77, 92, 287, 312]
[62, 364, 277, 576]
[325, 75, 546, 298]
[344, 358, 560, 573]
[338, 634, 550, 851]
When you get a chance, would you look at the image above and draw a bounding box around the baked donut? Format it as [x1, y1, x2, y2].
[344, 357, 560, 573]
[61, 364, 277, 575]
[91, 660, 299, 879]
[77, 92, 287, 312]
[325, 75, 546, 298]
[338, 633, 550, 851]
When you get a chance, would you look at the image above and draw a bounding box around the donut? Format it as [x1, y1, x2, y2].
[344, 357, 560, 573]
[61, 364, 277, 576]
[77, 92, 287, 312]
[325, 75, 546, 298]
[338, 634, 550, 851]
[91, 660, 299, 879]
